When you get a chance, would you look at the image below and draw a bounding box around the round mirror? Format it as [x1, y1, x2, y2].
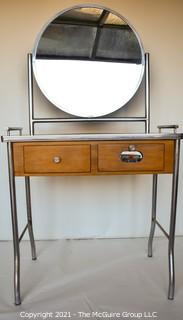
[33, 5, 145, 118]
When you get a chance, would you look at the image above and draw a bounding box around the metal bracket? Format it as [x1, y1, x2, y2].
[157, 125, 179, 133]
[7, 127, 23, 136]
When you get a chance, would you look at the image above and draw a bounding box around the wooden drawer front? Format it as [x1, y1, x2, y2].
[23, 145, 91, 173]
[98, 142, 171, 173]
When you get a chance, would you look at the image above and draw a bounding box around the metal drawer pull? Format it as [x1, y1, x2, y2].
[52, 156, 62, 164]
[120, 145, 143, 163]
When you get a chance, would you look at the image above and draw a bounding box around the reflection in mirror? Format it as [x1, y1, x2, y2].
[33, 6, 145, 117]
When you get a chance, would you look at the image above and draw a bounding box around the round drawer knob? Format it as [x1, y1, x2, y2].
[128, 144, 136, 151]
[53, 156, 62, 164]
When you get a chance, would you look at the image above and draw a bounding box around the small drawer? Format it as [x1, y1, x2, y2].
[98, 142, 173, 173]
[23, 144, 91, 173]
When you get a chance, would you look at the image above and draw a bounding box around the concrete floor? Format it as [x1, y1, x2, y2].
[0, 237, 183, 320]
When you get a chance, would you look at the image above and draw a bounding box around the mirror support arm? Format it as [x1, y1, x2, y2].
[28, 53, 34, 135]
[145, 52, 150, 133]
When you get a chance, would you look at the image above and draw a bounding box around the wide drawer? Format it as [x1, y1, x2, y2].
[23, 144, 91, 173]
[98, 141, 174, 173]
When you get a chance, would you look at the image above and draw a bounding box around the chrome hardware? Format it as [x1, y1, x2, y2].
[7, 127, 23, 136]
[128, 144, 136, 151]
[120, 145, 143, 163]
[53, 156, 61, 164]
[158, 125, 179, 133]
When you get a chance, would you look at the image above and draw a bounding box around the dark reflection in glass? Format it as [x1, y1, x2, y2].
[36, 8, 142, 64]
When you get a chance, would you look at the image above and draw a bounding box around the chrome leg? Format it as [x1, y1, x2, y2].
[148, 174, 158, 257]
[25, 176, 37, 260]
[7, 142, 21, 305]
[168, 139, 180, 300]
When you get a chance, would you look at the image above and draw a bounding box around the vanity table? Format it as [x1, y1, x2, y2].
[2, 131, 182, 305]
[2, 4, 182, 305]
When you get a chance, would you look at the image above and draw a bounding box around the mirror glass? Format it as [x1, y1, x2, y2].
[33, 5, 145, 117]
